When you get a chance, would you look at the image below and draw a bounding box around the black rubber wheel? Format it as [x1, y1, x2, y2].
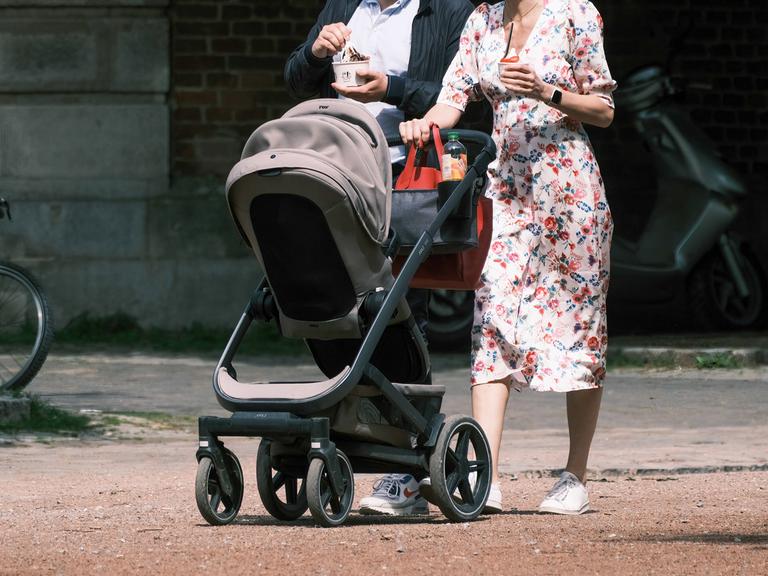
[0, 262, 54, 392]
[306, 450, 354, 527]
[428, 415, 491, 522]
[688, 243, 768, 330]
[256, 440, 308, 521]
[195, 449, 244, 526]
[426, 289, 474, 351]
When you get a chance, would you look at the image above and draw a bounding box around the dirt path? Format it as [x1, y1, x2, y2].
[2, 434, 766, 575]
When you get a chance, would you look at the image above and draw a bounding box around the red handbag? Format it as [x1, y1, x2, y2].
[394, 125, 444, 190]
[392, 126, 493, 291]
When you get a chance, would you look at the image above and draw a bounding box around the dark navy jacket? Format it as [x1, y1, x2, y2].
[284, 0, 475, 119]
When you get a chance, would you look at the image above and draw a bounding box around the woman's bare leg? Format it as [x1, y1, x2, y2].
[471, 378, 512, 485]
[565, 387, 603, 483]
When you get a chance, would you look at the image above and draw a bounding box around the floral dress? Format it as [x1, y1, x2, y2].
[437, 0, 617, 392]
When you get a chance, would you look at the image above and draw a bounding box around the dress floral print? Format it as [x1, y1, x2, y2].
[437, 0, 617, 392]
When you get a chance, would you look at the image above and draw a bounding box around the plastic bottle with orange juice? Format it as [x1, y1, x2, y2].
[442, 133, 467, 181]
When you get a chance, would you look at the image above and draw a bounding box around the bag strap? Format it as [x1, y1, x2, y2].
[395, 124, 445, 190]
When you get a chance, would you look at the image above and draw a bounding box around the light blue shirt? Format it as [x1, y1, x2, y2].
[342, 0, 418, 163]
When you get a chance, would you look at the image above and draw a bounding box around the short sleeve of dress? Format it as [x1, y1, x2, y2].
[437, 4, 490, 112]
[569, 0, 617, 108]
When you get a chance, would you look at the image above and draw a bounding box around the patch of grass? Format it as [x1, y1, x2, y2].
[0, 395, 92, 435]
[695, 353, 742, 369]
[56, 312, 308, 357]
[99, 415, 123, 427]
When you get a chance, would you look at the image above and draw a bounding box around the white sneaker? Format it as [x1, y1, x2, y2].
[419, 476, 503, 513]
[359, 474, 429, 516]
[538, 471, 590, 515]
[485, 483, 503, 513]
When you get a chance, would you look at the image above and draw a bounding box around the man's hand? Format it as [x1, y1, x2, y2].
[332, 71, 389, 103]
[498, 62, 550, 100]
[311, 23, 351, 59]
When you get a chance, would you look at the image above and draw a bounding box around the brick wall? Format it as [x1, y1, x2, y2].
[171, 0, 324, 175]
[596, 0, 767, 181]
[171, 0, 767, 182]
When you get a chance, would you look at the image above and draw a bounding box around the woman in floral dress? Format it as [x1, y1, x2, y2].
[400, 0, 616, 514]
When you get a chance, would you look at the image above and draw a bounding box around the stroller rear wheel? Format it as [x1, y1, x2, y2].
[256, 440, 309, 521]
[195, 449, 244, 526]
[306, 450, 355, 527]
[428, 415, 491, 522]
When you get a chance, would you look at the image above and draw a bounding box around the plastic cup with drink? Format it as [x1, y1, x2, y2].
[498, 48, 520, 80]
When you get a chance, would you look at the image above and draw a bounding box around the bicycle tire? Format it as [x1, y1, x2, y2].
[0, 261, 54, 392]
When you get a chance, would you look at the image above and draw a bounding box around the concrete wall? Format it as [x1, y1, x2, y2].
[1, 0, 258, 329]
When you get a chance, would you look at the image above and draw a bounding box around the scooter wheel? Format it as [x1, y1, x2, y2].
[688, 244, 768, 330]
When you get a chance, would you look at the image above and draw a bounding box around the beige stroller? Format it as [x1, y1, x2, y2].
[195, 98, 497, 527]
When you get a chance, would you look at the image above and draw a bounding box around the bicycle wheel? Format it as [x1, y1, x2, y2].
[0, 262, 54, 392]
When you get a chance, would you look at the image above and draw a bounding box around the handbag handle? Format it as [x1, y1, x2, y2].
[395, 124, 444, 190]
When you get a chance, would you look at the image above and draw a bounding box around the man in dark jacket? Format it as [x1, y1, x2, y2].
[284, 0, 475, 516]
[285, 0, 474, 127]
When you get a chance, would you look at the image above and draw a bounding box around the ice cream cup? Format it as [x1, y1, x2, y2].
[332, 60, 371, 87]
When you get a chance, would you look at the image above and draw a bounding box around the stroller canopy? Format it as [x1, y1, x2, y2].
[232, 99, 392, 244]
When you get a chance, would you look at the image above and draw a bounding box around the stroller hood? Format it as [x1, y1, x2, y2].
[227, 99, 392, 245]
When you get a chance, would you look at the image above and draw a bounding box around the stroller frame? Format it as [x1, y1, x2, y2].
[196, 128, 496, 527]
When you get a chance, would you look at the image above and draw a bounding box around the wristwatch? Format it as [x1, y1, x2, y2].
[549, 87, 563, 105]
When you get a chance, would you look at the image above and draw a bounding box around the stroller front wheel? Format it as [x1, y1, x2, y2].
[195, 449, 244, 526]
[256, 439, 309, 521]
[306, 450, 355, 527]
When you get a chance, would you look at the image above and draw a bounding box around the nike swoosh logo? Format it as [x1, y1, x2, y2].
[403, 488, 418, 498]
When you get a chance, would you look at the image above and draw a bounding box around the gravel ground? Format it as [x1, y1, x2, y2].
[2, 433, 766, 576]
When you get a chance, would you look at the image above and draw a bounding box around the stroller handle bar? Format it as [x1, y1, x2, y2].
[386, 129, 496, 170]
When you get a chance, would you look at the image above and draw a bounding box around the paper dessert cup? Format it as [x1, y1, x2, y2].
[332, 60, 371, 87]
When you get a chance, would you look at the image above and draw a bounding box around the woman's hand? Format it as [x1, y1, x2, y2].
[398, 104, 463, 147]
[399, 118, 433, 148]
[311, 23, 351, 59]
[499, 62, 552, 101]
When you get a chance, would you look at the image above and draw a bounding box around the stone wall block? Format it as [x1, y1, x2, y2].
[0, 22, 100, 92]
[5, 199, 146, 259]
[112, 18, 169, 92]
[0, 105, 169, 179]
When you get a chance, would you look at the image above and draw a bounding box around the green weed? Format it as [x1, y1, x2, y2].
[0, 395, 92, 435]
[695, 353, 742, 369]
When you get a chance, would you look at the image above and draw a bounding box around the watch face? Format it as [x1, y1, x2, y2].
[552, 89, 563, 104]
